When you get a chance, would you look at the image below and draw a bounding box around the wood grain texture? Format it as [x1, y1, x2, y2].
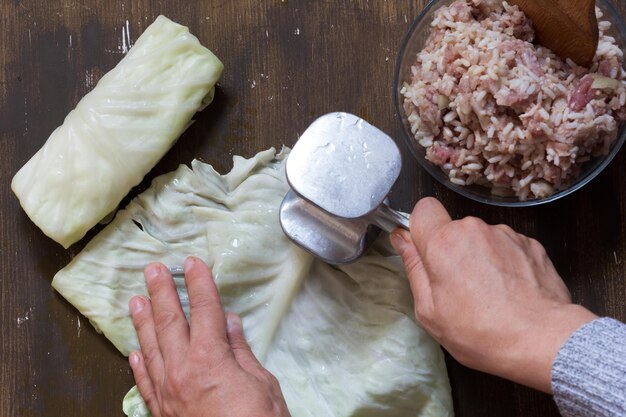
[1, 1, 625, 416]
[509, 0, 598, 66]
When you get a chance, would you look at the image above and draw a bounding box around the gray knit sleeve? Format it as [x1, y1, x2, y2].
[552, 317, 626, 417]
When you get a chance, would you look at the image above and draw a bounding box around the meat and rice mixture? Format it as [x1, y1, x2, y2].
[401, 0, 626, 200]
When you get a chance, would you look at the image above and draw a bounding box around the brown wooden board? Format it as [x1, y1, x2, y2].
[1, 1, 625, 416]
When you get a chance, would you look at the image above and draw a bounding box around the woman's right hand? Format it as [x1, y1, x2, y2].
[390, 197, 597, 393]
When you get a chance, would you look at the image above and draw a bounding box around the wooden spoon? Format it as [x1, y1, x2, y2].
[509, 0, 599, 67]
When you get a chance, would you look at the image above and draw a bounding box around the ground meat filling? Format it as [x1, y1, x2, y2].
[401, 0, 626, 200]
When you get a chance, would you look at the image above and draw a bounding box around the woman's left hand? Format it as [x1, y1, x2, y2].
[128, 256, 291, 417]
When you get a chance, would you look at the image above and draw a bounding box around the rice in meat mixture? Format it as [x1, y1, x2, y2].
[401, 0, 626, 200]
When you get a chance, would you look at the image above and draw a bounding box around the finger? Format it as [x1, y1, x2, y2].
[144, 263, 189, 360]
[129, 296, 165, 388]
[390, 229, 435, 323]
[183, 257, 230, 351]
[410, 197, 452, 255]
[225, 313, 265, 375]
[494, 223, 517, 237]
[525, 237, 572, 303]
[129, 351, 162, 417]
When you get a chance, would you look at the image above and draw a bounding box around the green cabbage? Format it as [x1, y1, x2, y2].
[11, 15, 223, 248]
[52, 149, 453, 417]
[122, 386, 150, 417]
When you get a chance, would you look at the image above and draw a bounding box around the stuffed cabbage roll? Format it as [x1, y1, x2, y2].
[11, 15, 224, 248]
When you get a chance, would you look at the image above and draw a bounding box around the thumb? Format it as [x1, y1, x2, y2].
[390, 229, 434, 322]
[226, 313, 265, 374]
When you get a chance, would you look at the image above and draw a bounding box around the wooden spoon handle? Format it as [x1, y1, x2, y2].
[509, 0, 598, 67]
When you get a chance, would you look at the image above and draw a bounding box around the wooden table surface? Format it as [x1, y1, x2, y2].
[1, 1, 625, 416]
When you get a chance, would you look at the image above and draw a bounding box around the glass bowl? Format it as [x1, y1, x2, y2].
[393, 0, 626, 207]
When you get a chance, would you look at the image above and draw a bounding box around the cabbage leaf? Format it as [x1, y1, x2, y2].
[52, 149, 453, 417]
[11, 15, 224, 248]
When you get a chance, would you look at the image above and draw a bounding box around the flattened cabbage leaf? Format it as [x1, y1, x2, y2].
[12, 15, 223, 248]
[52, 149, 453, 417]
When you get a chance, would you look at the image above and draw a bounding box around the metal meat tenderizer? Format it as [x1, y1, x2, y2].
[279, 112, 409, 264]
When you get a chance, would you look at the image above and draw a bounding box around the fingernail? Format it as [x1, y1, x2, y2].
[390, 232, 408, 250]
[129, 297, 145, 314]
[144, 263, 162, 283]
[129, 351, 140, 367]
[226, 313, 243, 334]
[183, 256, 196, 272]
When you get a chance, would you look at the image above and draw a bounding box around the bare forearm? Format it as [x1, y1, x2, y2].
[498, 304, 597, 393]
